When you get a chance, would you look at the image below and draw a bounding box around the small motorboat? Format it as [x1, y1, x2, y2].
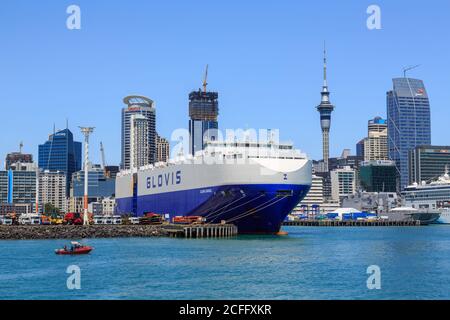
[55, 242, 93, 255]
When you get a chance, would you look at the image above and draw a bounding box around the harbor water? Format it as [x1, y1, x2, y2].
[1, 226, 450, 300]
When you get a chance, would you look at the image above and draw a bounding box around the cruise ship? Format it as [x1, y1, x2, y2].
[116, 141, 312, 234]
[402, 167, 450, 224]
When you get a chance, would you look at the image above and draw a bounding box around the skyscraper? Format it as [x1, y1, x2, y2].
[316, 46, 335, 172]
[38, 128, 82, 195]
[387, 78, 431, 189]
[121, 96, 156, 169]
[189, 66, 219, 155]
[156, 134, 170, 163]
[130, 114, 149, 169]
[364, 117, 388, 161]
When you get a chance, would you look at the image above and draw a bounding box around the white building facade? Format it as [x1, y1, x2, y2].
[331, 166, 356, 203]
[130, 114, 150, 170]
[39, 170, 67, 213]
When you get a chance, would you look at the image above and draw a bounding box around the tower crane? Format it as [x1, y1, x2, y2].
[202, 64, 209, 93]
[100, 142, 107, 169]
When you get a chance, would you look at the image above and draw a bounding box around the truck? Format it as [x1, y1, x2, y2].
[139, 213, 163, 225]
[173, 216, 204, 225]
[64, 213, 83, 225]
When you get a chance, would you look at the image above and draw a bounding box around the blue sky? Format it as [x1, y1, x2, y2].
[1, 0, 449, 166]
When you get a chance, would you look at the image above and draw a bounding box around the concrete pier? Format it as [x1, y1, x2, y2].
[165, 224, 238, 239]
[283, 220, 421, 227]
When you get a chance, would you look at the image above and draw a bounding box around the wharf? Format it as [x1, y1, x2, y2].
[163, 224, 238, 238]
[0, 224, 239, 240]
[283, 220, 421, 227]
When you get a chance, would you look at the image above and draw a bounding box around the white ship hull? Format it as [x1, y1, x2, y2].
[436, 210, 450, 224]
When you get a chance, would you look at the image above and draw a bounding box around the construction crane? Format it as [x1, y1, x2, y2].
[202, 64, 209, 93]
[403, 65, 420, 78]
[100, 142, 107, 169]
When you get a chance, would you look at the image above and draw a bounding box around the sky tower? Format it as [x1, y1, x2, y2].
[316, 44, 335, 172]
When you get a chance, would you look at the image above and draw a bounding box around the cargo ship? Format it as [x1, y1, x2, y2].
[116, 141, 312, 234]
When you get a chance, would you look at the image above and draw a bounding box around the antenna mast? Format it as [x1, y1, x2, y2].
[323, 41, 327, 85]
[403, 65, 420, 78]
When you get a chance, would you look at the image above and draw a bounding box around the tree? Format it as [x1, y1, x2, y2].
[44, 203, 60, 217]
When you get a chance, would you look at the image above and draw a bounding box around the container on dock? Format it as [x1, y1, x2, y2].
[326, 213, 339, 220]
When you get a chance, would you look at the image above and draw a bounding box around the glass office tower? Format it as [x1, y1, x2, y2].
[38, 128, 82, 195]
[387, 78, 431, 190]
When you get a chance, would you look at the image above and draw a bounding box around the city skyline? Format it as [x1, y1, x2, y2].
[1, 0, 450, 166]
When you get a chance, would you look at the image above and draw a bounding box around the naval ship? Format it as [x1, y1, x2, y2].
[116, 140, 312, 234]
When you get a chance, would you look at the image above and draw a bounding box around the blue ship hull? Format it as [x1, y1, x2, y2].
[116, 184, 310, 234]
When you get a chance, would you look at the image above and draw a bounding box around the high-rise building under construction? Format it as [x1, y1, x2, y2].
[189, 66, 219, 155]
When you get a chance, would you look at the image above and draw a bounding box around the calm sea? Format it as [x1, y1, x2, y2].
[1, 226, 450, 300]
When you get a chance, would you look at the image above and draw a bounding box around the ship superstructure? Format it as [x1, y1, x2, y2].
[403, 167, 450, 224]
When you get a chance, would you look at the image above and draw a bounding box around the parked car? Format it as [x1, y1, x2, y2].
[129, 217, 140, 225]
[19, 215, 41, 225]
[0, 217, 13, 225]
[112, 216, 122, 225]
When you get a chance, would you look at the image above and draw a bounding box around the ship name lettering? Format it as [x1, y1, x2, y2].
[147, 171, 181, 189]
